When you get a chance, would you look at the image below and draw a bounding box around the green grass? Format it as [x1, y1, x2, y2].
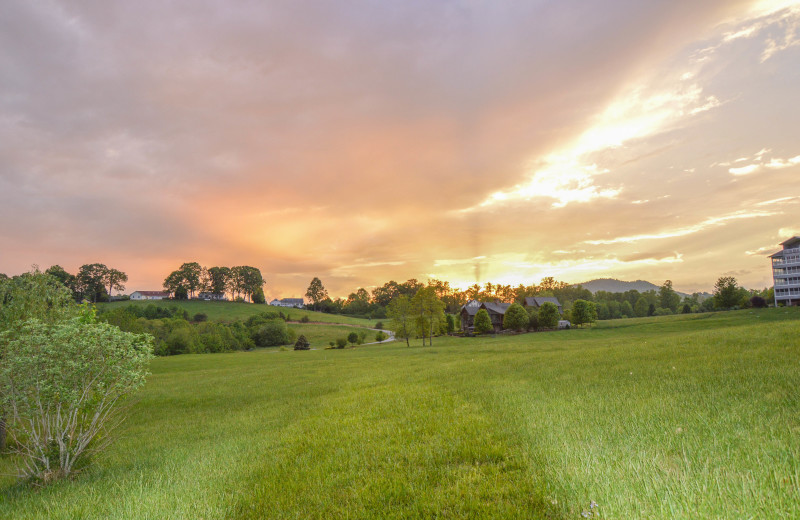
[98, 300, 377, 327]
[2, 308, 799, 518]
[286, 323, 377, 347]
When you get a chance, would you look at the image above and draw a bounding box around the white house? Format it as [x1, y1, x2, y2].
[130, 291, 170, 300]
[269, 298, 304, 308]
[197, 292, 227, 301]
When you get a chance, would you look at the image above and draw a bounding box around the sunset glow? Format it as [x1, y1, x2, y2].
[2, 1, 799, 297]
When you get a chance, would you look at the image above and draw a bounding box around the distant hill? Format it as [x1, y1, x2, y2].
[575, 278, 662, 294]
[574, 279, 712, 301]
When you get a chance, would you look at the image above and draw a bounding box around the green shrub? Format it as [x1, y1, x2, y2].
[335, 337, 348, 349]
[166, 327, 197, 355]
[193, 313, 208, 322]
[300, 315, 310, 323]
[375, 331, 388, 342]
[0, 310, 153, 483]
[538, 302, 560, 329]
[294, 335, 310, 350]
[527, 308, 540, 331]
[347, 331, 359, 345]
[503, 303, 528, 331]
[473, 308, 493, 334]
[252, 320, 290, 347]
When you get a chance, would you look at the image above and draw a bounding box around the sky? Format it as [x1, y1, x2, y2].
[1, 0, 799, 298]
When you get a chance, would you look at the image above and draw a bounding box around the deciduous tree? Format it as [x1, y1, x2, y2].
[305, 277, 328, 311]
[714, 276, 739, 309]
[387, 295, 414, 347]
[411, 287, 445, 346]
[658, 280, 681, 312]
[104, 268, 128, 298]
[77, 263, 109, 303]
[571, 300, 597, 327]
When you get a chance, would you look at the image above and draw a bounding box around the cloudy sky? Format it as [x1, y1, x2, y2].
[2, 0, 799, 298]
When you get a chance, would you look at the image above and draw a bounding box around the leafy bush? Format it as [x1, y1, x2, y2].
[335, 337, 348, 349]
[245, 311, 282, 329]
[527, 308, 540, 331]
[538, 302, 560, 329]
[473, 308, 493, 334]
[252, 320, 290, 347]
[374, 321, 384, 330]
[300, 315, 310, 323]
[347, 331, 359, 345]
[750, 296, 768, 308]
[375, 331, 388, 342]
[0, 310, 153, 483]
[503, 303, 528, 331]
[193, 313, 208, 322]
[165, 326, 197, 355]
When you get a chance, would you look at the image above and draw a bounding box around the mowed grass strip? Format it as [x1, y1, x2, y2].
[1, 308, 798, 519]
[98, 300, 376, 327]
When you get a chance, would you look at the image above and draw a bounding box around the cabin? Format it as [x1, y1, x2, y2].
[130, 291, 169, 300]
[459, 300, 510, 333]
[523, 296, 563, 314]
[459, 300, 482, 331]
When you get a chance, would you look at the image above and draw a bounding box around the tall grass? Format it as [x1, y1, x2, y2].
[1, 308, 798, 518]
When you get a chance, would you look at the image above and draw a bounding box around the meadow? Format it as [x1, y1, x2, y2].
[1, 308, 798, 518]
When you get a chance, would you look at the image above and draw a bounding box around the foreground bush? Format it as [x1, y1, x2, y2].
[0, 309, 153, 484]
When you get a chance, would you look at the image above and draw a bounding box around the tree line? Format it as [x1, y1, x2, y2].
[303, 275, 774, 322]
[0, 264, 129, 303]
[162, 262, 266, 303]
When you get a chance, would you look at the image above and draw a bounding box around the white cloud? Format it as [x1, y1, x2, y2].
[729, 164, 761, 175]
[471, 160, 620, 210]
[756, 196, 800, 206]
[434, 252, 684, 289]
[727, 152, 800, 175]
[585, 210, 778, 245]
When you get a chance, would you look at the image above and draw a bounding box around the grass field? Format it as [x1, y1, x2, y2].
[1, 308, 799, 518]
[98, 300, 377, 327]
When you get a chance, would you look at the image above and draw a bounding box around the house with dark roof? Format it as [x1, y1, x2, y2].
[459, 300, 511, 333]
[459, 300, 482, 331]
[523, 296, 563, 314]
[480, 302, 511, 332]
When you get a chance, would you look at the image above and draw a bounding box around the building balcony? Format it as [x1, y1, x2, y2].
[773, 259, 800, 267]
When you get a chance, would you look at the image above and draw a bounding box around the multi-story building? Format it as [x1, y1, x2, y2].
[770, 236, 800, 307]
